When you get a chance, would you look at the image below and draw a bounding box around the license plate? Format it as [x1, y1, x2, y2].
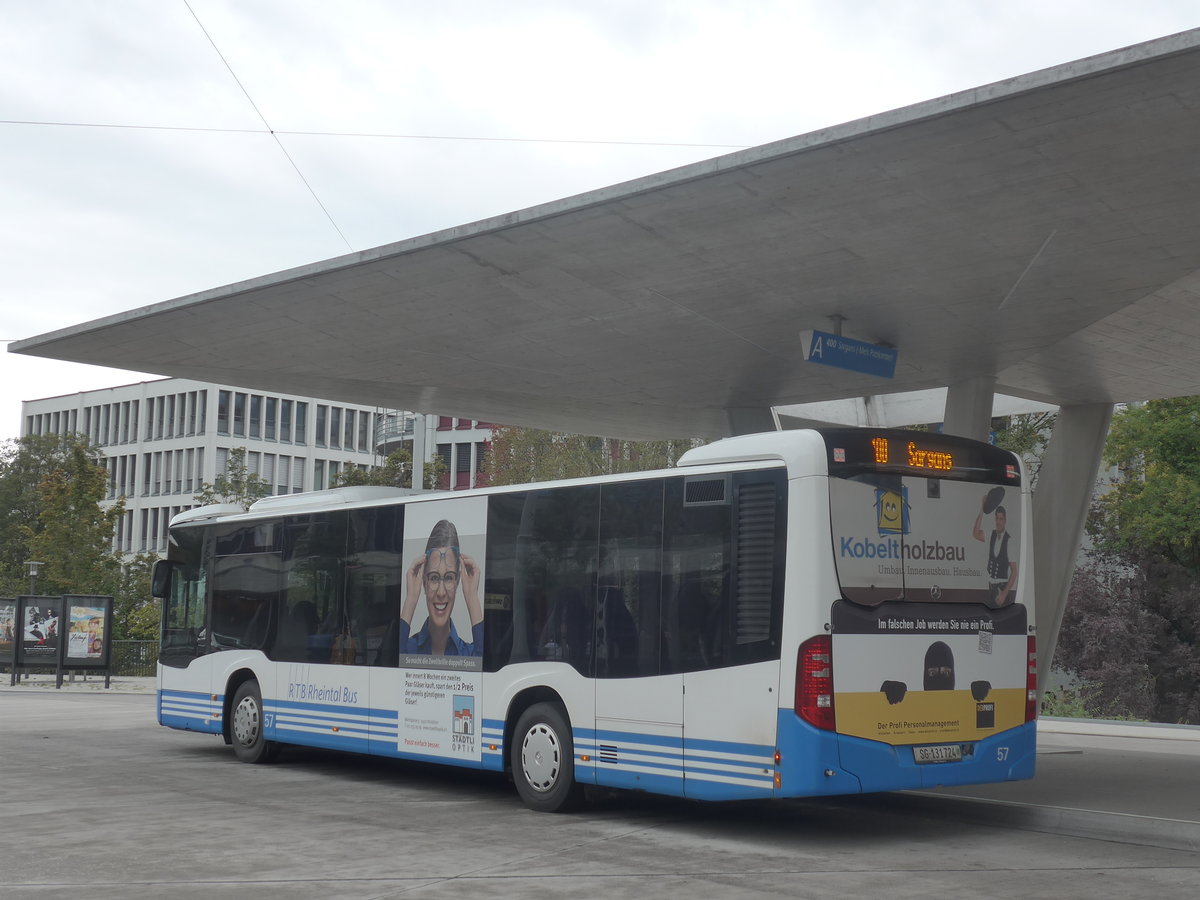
[913, 743, 962, 764]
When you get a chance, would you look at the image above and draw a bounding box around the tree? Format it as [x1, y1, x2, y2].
[1094, 397, 1200, 569]
[0, 433, 161, 639]
[112, 553, 161, 641]
[992, 412, 1056, 488]
[331, 447, 447, 490]
[481, 426, 703, 486]
[1049, 397, 1200, 723]
[193, 447, 271, 511]
[0, 434, 123, 599]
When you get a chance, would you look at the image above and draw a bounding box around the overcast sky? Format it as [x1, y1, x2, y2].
[2, 1, 1197, 438]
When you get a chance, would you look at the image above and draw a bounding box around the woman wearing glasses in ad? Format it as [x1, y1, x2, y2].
[399, 519, 484, 656]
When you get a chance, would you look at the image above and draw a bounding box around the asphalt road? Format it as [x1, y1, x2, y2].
[1, 687, 1197, 899]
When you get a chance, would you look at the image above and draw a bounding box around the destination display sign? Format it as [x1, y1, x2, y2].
[821, 429, 1022, 486]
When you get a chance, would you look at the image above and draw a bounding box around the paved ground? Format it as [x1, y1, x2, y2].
[1, 684, 1197, 899]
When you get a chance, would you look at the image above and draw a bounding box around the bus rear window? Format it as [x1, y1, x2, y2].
[829, 473, 1021, 609]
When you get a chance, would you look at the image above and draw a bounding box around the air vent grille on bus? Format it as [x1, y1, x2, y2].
[735, 482, 776, 644]
[684, 475, 729, 505]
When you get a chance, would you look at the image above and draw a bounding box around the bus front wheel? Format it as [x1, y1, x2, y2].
[512, 702, 581, 813]
[230, 680, 278, 764]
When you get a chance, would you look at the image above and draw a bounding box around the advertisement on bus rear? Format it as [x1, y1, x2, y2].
[829, 476, 1021, 607]
[398, 496, 486, 762]
[830, 599, 1029, 744]
[828, 474, 1028, 744]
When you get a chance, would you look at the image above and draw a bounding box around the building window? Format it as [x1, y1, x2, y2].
[280, 399, 292, 442]
[233, 393, 246, 437]
[265, 397, 277, 440]
[437, 416, 453, 430]
[295, 403, 307, 443]
[358, 412, 370, 452]
[217, 390, 231, 435]
[262, 454, 275, 493]
[343, 409, 355, 451]
[314, 459, 325, 491]
[456, 442, 472, 489]
[196, 391, 207, 434]
[329, 407, 341, 449]
[316, 405, 328, 447]
[250, 395, 262, 439]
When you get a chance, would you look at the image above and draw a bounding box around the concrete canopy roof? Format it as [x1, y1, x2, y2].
[13, 30, 1200, 440]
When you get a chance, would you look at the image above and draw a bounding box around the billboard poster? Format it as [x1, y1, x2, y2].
[398, 496, 486, 762]
[62, 595, 114, 668]
[17, 597, 61, 666]
[0, 599, 16, 663]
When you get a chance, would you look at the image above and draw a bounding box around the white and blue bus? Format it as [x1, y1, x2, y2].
[153, 428, 1036, 811]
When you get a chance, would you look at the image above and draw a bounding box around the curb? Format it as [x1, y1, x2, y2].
[893, 791, 1200, 853]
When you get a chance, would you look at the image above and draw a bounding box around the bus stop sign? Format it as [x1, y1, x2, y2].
[800, 330, 898, 379]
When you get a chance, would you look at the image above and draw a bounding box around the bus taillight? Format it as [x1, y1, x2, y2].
[796, 635, 835, 731]
[1026, 636, 1038, 722]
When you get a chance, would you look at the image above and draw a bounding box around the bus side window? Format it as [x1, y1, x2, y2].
[597, 479, 664, 679]
[279, 512, 349, 665]
[660, 472, 785, 673]
[484, 487, 599, 675]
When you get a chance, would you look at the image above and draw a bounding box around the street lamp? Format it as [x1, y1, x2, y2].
[23, 560, 44, 595]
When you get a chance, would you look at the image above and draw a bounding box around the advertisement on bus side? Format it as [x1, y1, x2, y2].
[398, 496, 486, 762]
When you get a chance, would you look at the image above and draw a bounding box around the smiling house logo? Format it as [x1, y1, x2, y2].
[874, 486, 910, 535]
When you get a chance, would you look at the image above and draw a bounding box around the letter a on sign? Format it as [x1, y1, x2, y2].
[800, 330, 823, 360]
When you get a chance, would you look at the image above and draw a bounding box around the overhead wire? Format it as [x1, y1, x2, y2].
[183, 0, 354, 251]
[1, 4, 753, 254]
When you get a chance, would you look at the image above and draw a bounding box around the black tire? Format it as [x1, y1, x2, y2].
[511, 702, 582, 813]
[229, 680, 278, 764]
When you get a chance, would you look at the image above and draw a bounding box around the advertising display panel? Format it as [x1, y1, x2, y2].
[0, 598, 16, 666]
[14, 596, 61, 668]
[61, 595, 114, 670]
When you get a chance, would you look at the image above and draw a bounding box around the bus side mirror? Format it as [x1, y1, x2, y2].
[151, 559, 175, 599]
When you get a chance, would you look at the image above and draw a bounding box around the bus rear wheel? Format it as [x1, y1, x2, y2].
[230, 680, 278, 764]
[512, 702, 581, 813]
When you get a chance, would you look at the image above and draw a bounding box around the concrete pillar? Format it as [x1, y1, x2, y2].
[942, 376, 996, 441]
[725, 407, 776, 436]
[1031, 402, 1113, 693]
[412, 413, 425, 490]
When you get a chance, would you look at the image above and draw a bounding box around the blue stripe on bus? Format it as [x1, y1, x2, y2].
[158, 689, 223, 735]
[573, 725, 776, 798]
[480, 718, 505, 771]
